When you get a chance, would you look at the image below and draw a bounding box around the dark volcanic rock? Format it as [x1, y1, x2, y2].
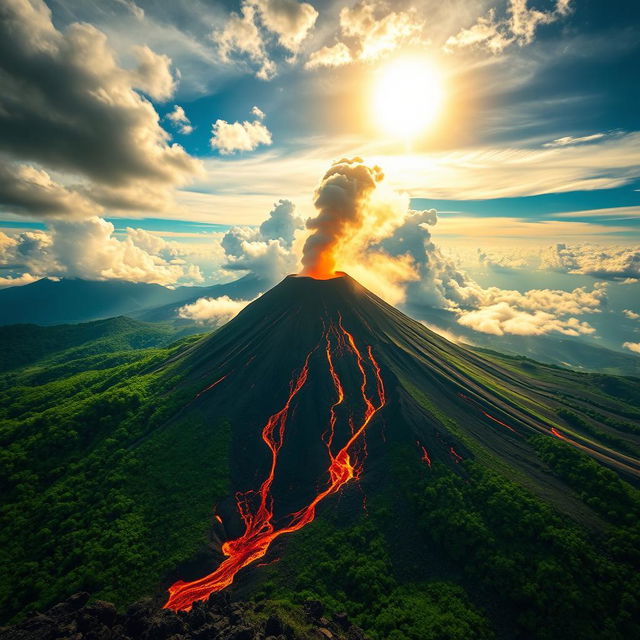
[0, 593, 369, 640]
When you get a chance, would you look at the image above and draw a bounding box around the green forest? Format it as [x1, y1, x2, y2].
[1, 318, 639, 640]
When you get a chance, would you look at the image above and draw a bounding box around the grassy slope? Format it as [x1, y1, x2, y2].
[0, 328, 231, 621]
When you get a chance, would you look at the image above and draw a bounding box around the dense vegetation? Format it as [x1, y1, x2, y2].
[255, 447, 640, 640]
[0, 316, 199, 373]
[0, 328, 230, 621]
[1, 310, 639, 640]
[255, 511, 494, 640]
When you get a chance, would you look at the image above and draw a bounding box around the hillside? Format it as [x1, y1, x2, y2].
[1, 274, 639, 639]
[0, 316, 200, 373]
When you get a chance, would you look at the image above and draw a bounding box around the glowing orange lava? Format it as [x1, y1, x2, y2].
[417, 441, 432, 468]
[164, 317, 386, 612]
[296, 270, 347, 281]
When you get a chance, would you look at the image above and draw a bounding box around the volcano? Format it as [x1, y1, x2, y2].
[154, 272, 640, 612]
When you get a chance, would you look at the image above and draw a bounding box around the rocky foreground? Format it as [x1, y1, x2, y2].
[0, 593, 368, 640]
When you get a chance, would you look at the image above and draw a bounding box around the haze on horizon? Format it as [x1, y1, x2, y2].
[0, 0, 639, 361]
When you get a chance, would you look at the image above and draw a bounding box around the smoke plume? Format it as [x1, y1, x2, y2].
[301, 157, 384, 278]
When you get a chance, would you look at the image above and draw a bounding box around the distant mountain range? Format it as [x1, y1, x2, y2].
[1, 276, 638, 377]
[0, 275, 266, 326]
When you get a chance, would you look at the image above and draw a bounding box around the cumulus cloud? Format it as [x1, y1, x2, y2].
[0, 0, 201, 216]
[214, 2, 275, 80]
[166, 105, 194, 135]
[0, 272, 40, 289]
[306, 1, 422, 69]
[339, 1, 423, 61]
[0, 163, 98, 218]
[213, 0, 316, 79]
[542, 244, 640, 280]
[623, 342, 640, 354]
[305, 42, 352, 69]
[478, 248, 530, 271]
[623, 309, 640, 320]
[259, 199, 304, 246]
[457, 303, 595, 337]
[0, 219, 204, 286]
[211, 107, 273, 154]
[254, 0, 318, 53]
[452, 283, 606, 336]
[178, 295, 254, 325]
[221, 198, 304, 282]
[129, 45, 177, 100]
[445, 0, 572, 54]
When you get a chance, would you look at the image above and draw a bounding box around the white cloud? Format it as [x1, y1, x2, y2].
[444, 9, 511, 54]
[259, 199, 304, 246]
[340, 1, 423, 61]
[0, 272, 40, 289]
[456, 282, 607, 316]
[623, 309, 640, 320]
[251, 105, 266, 120]
[306, 1, 422, 69]
[214, 2, 276, 80]
[371, 131, 640, 199]
[212, 1, 318, 78]
[178, 295, 254, 324]
[623, 342, 640, 355]
[457, 302, 595, 337]
[113, 0, 144, 21]
[305, 42, 352, 69]
[478, 248, 530, 270]
[172, 131, 640, 227]
[542, 244, 640, 280]
[543, 133, 606, 148]
[211, 113, 273, 154]
[253, 0, 318, 53]
[445, 0, 573, 54]
[166, 105, 193, 134]
[0, 218, 204, 286]
[129, 44, 176, 100]
[221, 198, 304, 282]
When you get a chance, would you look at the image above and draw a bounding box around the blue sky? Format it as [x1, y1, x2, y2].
[0, 0, 639, 356]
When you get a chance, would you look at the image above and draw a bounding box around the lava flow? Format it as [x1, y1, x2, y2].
[164, 317, 386, 612]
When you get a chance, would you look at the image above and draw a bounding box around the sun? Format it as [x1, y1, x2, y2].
[372, 57, 444, 139]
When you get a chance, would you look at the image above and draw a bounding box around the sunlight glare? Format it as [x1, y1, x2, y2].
[373, 57, 444, 139]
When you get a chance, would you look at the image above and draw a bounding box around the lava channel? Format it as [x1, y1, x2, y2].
[164, 318, 385, 611]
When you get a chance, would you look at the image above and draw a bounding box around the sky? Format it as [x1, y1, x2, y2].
[0, 0, 639, 355]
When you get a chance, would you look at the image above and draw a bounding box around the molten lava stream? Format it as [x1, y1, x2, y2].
[164, 318, 386, 612]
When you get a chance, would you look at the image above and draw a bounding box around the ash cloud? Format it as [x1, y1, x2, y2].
[301, 158, 384, 278]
